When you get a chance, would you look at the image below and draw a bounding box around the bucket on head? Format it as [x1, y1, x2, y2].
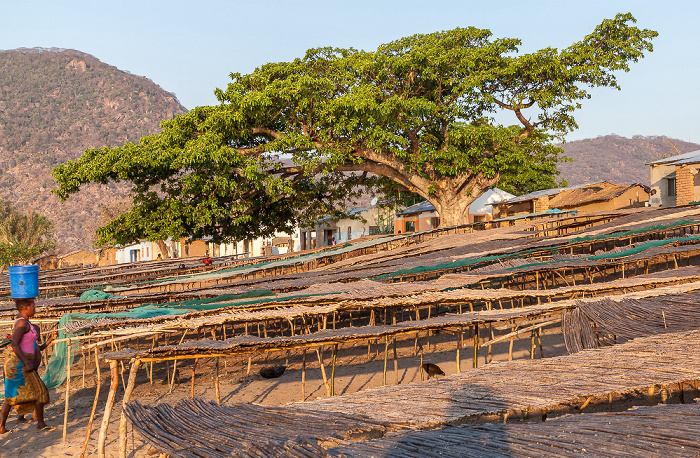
[9, 265, 39, 299]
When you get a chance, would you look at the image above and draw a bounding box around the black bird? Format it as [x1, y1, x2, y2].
[421, 363, 445, 379]
[259, 365, 286, 379]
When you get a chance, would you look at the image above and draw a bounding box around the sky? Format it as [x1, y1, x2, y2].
[1, 0, 698, 143]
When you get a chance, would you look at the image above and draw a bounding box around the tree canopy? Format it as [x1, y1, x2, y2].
[53, 13, 657, 245]
[0, 200, 54, 269]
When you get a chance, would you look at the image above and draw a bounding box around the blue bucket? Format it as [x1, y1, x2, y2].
[9, 265, 39, 299]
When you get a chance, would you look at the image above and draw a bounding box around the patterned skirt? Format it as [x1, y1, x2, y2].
[3, 350, 50, 415]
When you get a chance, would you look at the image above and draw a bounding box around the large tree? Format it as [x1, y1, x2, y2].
[53, 13, 656, 245]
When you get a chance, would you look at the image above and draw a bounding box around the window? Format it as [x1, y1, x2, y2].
[430, 217, 440, 229]
[347, 226, 352, 241]
[473, 215, 485, 223]
[666, 177, 676, 197]
[369, 226, 379, 235]
[405, 221, 416, 232]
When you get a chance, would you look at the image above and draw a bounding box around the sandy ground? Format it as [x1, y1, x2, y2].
[0, 326, 567, 457]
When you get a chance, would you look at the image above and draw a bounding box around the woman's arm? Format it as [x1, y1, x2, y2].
[38, 328, 55, 352]
[34, 325, 42, 367]
[10, 320, 33, 371]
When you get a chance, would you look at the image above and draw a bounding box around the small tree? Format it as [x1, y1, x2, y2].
[0, 201, 55, 269]
[53, 13, 657, 244]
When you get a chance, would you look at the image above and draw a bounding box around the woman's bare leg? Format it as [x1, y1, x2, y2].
[0, 402, 11, 433]
[35, 401, 46, 429]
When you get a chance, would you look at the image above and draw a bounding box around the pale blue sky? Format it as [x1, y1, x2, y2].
[1, 0, 697, 142]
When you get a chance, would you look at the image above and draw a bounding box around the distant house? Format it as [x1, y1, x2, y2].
[57, 250, 97, 268]
[393, 188, 515, 233]
[493, 181, 649, 218]
[646, 150, 700, 207]
[305, 206, 380, 248]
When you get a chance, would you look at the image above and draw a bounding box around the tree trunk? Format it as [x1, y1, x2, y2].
[430, 173, 500, 227]
[155, 240, 170, 259]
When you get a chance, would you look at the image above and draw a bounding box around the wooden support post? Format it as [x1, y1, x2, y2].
[315, 347, 330, 397]
[301, 349, 306, 401]
[80, 349, 102, 458]
[456, 328, 462, 373]
[118, 359, 141, 458]
[63, 338, 72, 442]
[190, 358, 197, 398]
[530, 330, 536, 359]
[168, 360, 178, 393]
[473, 324, 479, 368]
[214, 358, 221, 405]
[247, 356, 252, 375]
[330, 344, 338, 396]
[97, 360, 119, 458]
[393, 338, 398, 385]
[383, 336, 389, 386]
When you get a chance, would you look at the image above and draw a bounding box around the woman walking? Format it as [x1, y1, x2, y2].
[0, 298, 55, 433]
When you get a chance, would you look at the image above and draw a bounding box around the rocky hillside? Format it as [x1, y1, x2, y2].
[0, 48, 187, 251]
[559, 135, 700, 186]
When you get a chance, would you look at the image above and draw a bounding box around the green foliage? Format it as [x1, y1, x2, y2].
[53, 14, 656, 242]
[0, 200, 55, 268]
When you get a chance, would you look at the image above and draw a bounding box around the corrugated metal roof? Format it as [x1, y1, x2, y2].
[496, 182, 610, 205]
[646, 149, 700, 166]
[397, 200, 435, 216]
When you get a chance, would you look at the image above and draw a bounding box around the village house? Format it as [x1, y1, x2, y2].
[394, 188, 515, 233]
[57, 250, 97, 268]
[646, 150, 700, 207]
[302, 205, 382, 248]
[493, 181, 649, 219]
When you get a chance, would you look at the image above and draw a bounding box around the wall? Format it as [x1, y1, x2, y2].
[649, 163, 677, 207]
[675, 166, 696, 206]
[58, 250, 97, 268]
[116, 241, 153, 264]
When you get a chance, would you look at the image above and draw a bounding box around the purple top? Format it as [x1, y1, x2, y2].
[16, 318, 37, 354]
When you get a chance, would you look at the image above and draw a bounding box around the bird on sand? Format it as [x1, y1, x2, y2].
[259, 365, 286, 379]
[421, 363, 445, 379]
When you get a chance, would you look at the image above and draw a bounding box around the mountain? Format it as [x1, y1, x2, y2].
[558, 135, 700, 186]
[0, 47, 187, 251]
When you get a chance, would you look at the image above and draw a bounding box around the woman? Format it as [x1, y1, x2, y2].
[0, 298, 55, 433]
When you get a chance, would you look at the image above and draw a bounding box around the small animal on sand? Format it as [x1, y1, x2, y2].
[421, 363, 445, 379]
[259, 365, 286, 379]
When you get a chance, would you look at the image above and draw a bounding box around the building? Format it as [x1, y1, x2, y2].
[57, 250, 97, 268]
[493, 182, 649, 218]
[393, 188, 515, 233]
[303, 206, 380, 248]
[646, 150, 700, 207]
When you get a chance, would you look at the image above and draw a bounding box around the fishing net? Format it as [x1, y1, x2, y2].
[41, 289, 329, 388]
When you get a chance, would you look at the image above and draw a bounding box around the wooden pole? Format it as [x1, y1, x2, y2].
[80, 349, 102, 458]
[393, 338, 398, 385]
[97, 360, 119, 458]
[190, 358, 197, 398]
[301, 349, 306, 401]
[382, 336, 389, 386]
[214, 358, 221, 405]
[168, 360, 178, 393]
[330, 344, 338, 396]
[456, 327, 462, 373]
[63, 338, 72, 442]
[530, 330, 536, 359]
[118, 359, 141, 458]
[315, 347, 330, 396]
[473, 324, 479, 368]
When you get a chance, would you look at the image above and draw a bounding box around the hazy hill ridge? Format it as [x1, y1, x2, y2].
[0, 47, 187, 251]
[559, 135, 700, 186]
